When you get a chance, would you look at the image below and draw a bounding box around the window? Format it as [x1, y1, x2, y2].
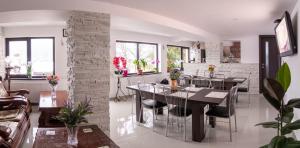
[167, 45, 190, 72]
[116, 41, 159, 74]
[5, 37, 55, 78]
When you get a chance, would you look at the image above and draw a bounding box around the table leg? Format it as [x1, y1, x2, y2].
[135, 91, 143, 123]
[192, 104, 205, 142]
[209, 105, 216, 128]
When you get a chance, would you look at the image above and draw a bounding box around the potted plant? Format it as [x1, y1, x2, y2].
[256, 63, 300, 147]
[113, 57, 127, 76]
[55, 99, 93, 146]
[26, 61, 32, 79]
[169, 69, 181, 90]
[133, 59, 142, 75]
[46, 74, 60, 98]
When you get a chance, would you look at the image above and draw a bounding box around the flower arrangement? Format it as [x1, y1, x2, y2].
[133, 59, 148, 75]
[47, 75, 60, 86]
[113, 57, 127, 75]
[169, 69, 181, 80]
[208, 64, 215, 72]
[54, 98, 93, 146]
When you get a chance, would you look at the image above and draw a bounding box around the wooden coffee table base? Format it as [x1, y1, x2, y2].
[33, 125, 119, 148]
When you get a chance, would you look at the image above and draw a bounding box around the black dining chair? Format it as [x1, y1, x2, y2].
[237, 72, 251, 104]
[137, 83, 167, 130]
[205, 86, 238, 142]
[162, 86, 192, 141]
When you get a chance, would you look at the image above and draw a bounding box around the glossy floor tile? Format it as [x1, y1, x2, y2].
[22, 94, 276, 148]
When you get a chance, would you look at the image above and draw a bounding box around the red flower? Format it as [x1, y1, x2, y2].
[113, 57, 127, 70]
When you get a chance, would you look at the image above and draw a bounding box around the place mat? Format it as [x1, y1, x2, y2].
[205, 91, 228, 98]
[233, 78, 245, 81]
[185, 87, 203, 92]
[170, 91, 195, 98]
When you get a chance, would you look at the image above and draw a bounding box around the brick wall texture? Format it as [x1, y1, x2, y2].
[67, 11, 111, 134]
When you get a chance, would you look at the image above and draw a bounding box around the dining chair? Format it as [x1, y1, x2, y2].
[193, 77, 211, 88]
[205, 86, 238, 142]
[162, 86, 192, 141]
[137, 83, 167, 130]
[237, 72, 251, 104]
[210, 73, 225, 90]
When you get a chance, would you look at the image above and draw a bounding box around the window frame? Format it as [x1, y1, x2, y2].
[5, 37, 55, 79]
[116, 40, 159, 75]
[167, 45, 190, 71]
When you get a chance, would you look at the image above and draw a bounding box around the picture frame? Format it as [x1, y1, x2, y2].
[63, 29, 68, 37]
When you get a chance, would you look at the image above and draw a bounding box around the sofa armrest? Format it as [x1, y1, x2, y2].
[7, 89, 30, 96]
[0, 126, 11, 141]
[0, 98, 28, 107]
[0, 136, 10, 148]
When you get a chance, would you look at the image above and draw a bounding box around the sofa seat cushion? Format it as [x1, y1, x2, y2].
[0, 109, 20, 121]
[0, 121, 18, 139]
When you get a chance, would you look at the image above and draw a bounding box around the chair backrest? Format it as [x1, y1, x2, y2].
[210, 74, 225, 90]
[193, 77, 210, 88]
[137, 83, 155, 101]
[227, 86, 238, 116]
[162, 86, 189, 116]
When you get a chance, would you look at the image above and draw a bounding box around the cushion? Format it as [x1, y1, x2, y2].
[0, 82, 8, 97]
[238, 87, 249, 92]
[142, 99, 167, 109]
[0, 109, 20, 121]
[206, 106, 234, 118]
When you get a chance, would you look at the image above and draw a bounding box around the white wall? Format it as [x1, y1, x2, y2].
[2, 25, 68, 102]
[283, 1, 300, 139]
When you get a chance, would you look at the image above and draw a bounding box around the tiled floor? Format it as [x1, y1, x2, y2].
[22, 94, 276, 148]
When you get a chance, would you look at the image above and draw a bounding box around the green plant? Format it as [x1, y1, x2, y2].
[27, 64, 32, 78]
[54, 99, 93, 128]
[140, 59, 147, 70]
[133, 59, 140, 70]
[256, 63, 300, 147]
[169, 69, 181, 80]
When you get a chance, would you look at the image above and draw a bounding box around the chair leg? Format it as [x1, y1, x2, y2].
[184, 116, 187, 141]
[248, 92, 251, 106]
[152, 107, 155, 131]
[234, 113, 237, 132]
[205, 115, 208, 134]
[166, 108, 170, 137]
[229, 116, 232, 142]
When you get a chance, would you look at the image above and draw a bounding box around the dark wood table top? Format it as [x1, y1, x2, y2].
[39, 91, 68, 111]
[192, 76, 247, 83]
[33, 125, 119, 148]
[127, 84, 228, 105]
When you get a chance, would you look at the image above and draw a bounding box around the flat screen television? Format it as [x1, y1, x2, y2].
[275, 11, 297, 57]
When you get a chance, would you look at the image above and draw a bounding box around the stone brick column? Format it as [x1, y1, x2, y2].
[67, 11, 110, 134]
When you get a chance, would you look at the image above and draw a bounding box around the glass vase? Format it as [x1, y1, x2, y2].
[209, 72, 214, 78]
[50, 85, 57, 98]
[66, 125, 79, 146]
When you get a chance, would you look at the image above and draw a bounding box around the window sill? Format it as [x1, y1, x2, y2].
[11, 77, 46, 80]
[122, 72, 162, 78]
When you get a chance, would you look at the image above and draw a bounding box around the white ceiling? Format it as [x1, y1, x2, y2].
[94, 0, 297, 37]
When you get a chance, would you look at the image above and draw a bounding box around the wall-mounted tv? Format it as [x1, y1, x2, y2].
[275, 11, 297, 57]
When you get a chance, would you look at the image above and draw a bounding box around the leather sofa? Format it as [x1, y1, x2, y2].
[0, 80, 31, 148]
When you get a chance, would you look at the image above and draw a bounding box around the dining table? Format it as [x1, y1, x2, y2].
[190, 76, 247, 90]
[127, 84, 229, 142]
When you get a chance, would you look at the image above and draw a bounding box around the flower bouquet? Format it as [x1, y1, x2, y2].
[47, 75, 60, 98]
[208, 65, 216, 78]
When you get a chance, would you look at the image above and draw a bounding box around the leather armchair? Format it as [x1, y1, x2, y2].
[0, 98, 30, 148]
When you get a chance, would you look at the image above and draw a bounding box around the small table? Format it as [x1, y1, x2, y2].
[33, 125, 119, 148]
[38, 91, 68, 127]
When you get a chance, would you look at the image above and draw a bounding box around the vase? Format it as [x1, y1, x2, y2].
[209, 72, 214, 78]
[66, 125, 79, 146]
[50, 85, 57, 98]
[137, 69, 143, 75]
[171, 80, 178, 90]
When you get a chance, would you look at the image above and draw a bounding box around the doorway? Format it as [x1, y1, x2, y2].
[259, 35, 281, 93]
